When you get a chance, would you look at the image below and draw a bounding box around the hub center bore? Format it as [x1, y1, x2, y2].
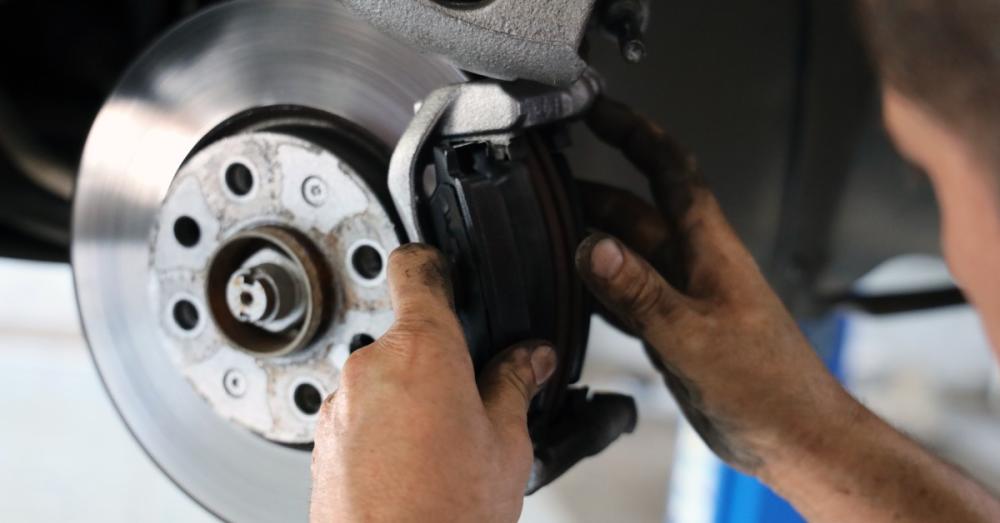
[208, 226, 328, 358]
[228, 262, 301, 326]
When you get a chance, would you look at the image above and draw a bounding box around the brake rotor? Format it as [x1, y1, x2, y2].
[72, 1, 463, 520]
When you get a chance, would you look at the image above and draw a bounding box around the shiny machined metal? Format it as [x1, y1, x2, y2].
[72, 1, 463, 521]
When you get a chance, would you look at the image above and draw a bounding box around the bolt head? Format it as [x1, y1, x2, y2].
[302, 176, 329, 206]
[622, 39, 646, 63]
[223, 369, 248, 397]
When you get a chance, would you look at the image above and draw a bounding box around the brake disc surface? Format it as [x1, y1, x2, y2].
[72, 1, 463, 520]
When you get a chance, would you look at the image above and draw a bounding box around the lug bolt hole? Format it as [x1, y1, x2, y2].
[173, 216, 201, 248]
[349, 333, 375, 353]
[293, 383, 323, 416]
[351, 245, 383, 280]
[173, 299, 200, 331]
[225, 162, 254, 196]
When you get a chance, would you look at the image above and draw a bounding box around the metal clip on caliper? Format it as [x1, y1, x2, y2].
[389, 70, 638, 492]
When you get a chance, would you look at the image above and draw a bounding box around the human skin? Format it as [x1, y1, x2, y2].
[310, 93, 1000, 521]
[881, 88, 1000, 356]
[574, 97, 1000, 522]
[310, 244, 557, 522]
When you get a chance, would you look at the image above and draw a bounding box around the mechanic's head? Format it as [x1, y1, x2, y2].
[860, 0, 1000, 350]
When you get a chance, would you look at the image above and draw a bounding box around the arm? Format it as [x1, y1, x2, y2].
[767, 402, 1000, 521]
[577, 97, 1000, 522]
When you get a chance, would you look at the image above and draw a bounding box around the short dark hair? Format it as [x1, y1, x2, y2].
[859, 0, 1000, 165]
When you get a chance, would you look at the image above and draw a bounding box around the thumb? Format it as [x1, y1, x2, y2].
[480, 342, 558, 432]
[575, 233, 690, 342]
[383, 243, 465, 350]
[386, 243, 455, 322]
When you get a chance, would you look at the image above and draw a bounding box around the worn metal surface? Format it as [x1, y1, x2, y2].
[343, 0, 596, 86]
[390, 71, 602, 242]
[151, 132, 399, 443]
[72, 1, 464, 521]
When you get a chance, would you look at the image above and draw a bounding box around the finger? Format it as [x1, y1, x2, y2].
[575, 233, 689, 341]
[677, 191, 764, 299]
[480, 341, 557, 433]
[579, 181, 689, 292]
[587, 97, 759, 298]
[587, 97, 702, 220]
[579, 180, 669, 258]
[386, 243, 457, 324]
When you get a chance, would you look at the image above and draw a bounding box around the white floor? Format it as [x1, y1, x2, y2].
[1, 257, 999, 522]
[0, 259, 676, 522]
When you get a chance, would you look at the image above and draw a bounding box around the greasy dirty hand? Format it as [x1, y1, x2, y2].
[576, 98, 852, 477]
[577, 98, 1000, 523]
[310, 244, 556, 523]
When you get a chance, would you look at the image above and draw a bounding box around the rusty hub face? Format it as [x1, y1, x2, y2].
[209, 226, 326, 358]
[150, 129, 398, 444]
[72, 2, 465, 519]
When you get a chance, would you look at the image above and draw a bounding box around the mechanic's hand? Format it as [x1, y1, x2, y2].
[310, 244, 557, 523]
[576, 98, 853, 477]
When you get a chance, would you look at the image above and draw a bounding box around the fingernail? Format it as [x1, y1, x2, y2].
[590, 238, 624, 280]
[530, 345, 557, 385]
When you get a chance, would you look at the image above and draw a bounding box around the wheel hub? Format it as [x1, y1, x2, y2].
[150, 127, 400, 443]
[72, 0, 613, 518]
[72, 1, 463, 520]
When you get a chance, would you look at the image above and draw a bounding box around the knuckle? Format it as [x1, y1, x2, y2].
[339, 351, 372, 387]
[375, 323, 470, 373]
[498, 371, 533, 412]
[317, 391, 340, 432]
[484, 349, 535, 406]
[319, 390, 338, 416]
[620, 265, 669, 320]
[499, 363, 532, 401]
[392, 315, 462, 346]
[399, 292, 455, 315]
